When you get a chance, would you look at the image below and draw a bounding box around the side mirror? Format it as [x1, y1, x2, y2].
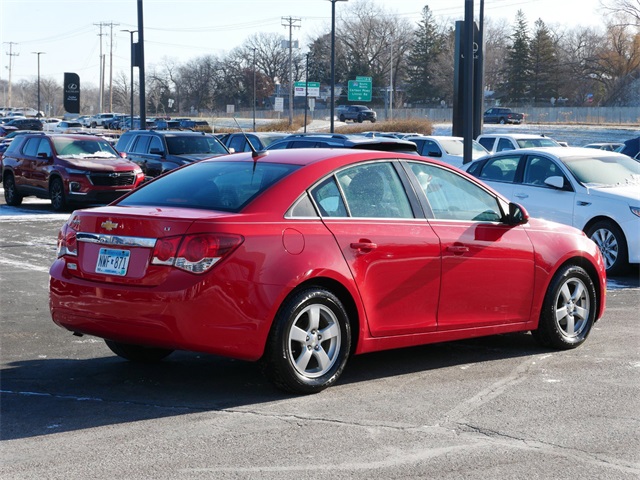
[37, 152, 52, 160]
[149, 147, 164, 155]
[544, 176, 564, 189]
[506, 202, 529, 225]
[427, 150, 442, 158]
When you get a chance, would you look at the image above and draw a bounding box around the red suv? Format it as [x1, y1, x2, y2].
[2, 133, 144, 211]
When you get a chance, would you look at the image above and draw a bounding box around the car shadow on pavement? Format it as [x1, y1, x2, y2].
[1, 332, 545, 441]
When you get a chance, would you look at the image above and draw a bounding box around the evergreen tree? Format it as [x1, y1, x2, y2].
[502, 10, 531, 104]
[530, 19, 560, 105]
[406, 5, 444, 104]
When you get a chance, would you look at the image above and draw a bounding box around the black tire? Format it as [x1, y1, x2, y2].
[49, 177, 68, 212]
[586, 220, 628, 275]
[532, 265, 596, 349]
[370, 118, 376, 123]
[90, 122, 97, 128]
[262, 288, 351, 394]
[357, 115, 363, 123]
[105, 340, 174, 362]
[3, 174, 23, 206]
[499, 118, 506, 124]
[339, 114, 346, 122]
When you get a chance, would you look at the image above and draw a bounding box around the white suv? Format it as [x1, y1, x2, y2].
[477, 133, 560, 153]
[89, 113, 117, 128]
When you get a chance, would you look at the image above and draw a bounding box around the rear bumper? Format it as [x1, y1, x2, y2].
[49, 258, 280, 361]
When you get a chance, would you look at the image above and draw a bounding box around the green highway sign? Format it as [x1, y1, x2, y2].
[348, 78, 372, 102]
[294, 81, 320, 97]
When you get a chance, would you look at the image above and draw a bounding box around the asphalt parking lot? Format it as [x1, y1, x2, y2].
[1, 194, 639, 479]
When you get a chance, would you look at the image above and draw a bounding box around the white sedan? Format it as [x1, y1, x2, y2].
[406, 135, 489, 168]
[41, 118, 62, 131]
[53, 121, 85, 133]
[465, 147, 640, 274]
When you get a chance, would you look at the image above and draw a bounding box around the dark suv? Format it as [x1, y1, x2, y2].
[115, 130, 229, 180]
[265, 133, 418, 153]
[4, 118, 43, 131]
[2, 133, 144, 211]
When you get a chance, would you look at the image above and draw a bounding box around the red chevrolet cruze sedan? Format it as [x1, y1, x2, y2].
[49, 149, 607, 393]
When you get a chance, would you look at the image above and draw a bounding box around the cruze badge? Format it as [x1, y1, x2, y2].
[101, 220, 118, 231]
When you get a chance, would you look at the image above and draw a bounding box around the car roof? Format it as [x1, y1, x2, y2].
[477, 133, 554, 139]
[488, 146, 630, 159]
[125, 129, 214, 136]
[211, 148, 420, 167]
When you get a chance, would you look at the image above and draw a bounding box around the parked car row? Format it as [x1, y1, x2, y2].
[3, 128, 637, 276]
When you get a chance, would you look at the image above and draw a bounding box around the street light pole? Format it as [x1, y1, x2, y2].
[121, 30, 137, 129]
[253, 47, 256, 131]
[31, 51, 45, 115]
[329, 0, 348, 133]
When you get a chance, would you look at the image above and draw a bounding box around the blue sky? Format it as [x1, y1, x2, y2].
[1, 0, 604, 88]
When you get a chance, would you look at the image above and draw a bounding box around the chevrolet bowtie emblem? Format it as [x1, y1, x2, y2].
[101, 220, 118, 231]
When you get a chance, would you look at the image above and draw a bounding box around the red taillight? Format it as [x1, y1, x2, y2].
[152, 236, 182, 265]
[57, 223, 77, 257]
[151, 233, 243, 274]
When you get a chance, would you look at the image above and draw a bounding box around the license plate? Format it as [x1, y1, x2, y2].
[96, 248, 130, 276]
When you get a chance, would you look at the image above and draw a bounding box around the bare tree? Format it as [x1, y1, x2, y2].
[600, 0, 640, 27]
[594, 22, 640, 104]
[337, 0, 413, 103]
[483, 19, 510, 97]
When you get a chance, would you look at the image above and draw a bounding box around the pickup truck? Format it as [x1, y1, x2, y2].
[337, 105, 377, 123]
[483, 107, 524, 124]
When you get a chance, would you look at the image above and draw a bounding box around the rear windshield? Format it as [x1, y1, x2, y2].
[515, 138, 559, 148]
[117, 160, 299, 212]
[165, 135, 227, 155]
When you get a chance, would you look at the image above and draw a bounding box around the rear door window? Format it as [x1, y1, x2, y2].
[131, 135, 151, 154]
[477, 137, 495, 151]
[496, 138, 515, 152]
[22, 138, 40, 157]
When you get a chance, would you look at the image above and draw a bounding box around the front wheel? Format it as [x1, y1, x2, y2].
[586, 220, 628, 275]
[499, 118, 506, 124]
[532, 265, 596, 349]
[357, 115, 363, 123]
[3, 174, 23, 206]
[262, 288, 351, 394]
[105, 340, 174, 362]
[49, 177, 68, 212]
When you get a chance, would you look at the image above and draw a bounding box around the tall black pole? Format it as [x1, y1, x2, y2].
[32, 52, 45, 115]
[463, 0, 474, 164]
[474, 0, 485, 140]
[253, 48, 256, 131]
[137, 0, 146, 130]
[330, 0, 337, 133]
[122, 30, 136, 129]
[304, 53, 309, 133]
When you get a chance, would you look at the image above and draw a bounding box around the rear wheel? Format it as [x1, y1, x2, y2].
[339, 114, 346, 122]
[262, 288, 351, 394]
[105, 340, 174, 362]
[586, 220, 628, 275]
[49, 177, 68, 211]
[532, 265, 596, 349]
[3, 174, 23, 206]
